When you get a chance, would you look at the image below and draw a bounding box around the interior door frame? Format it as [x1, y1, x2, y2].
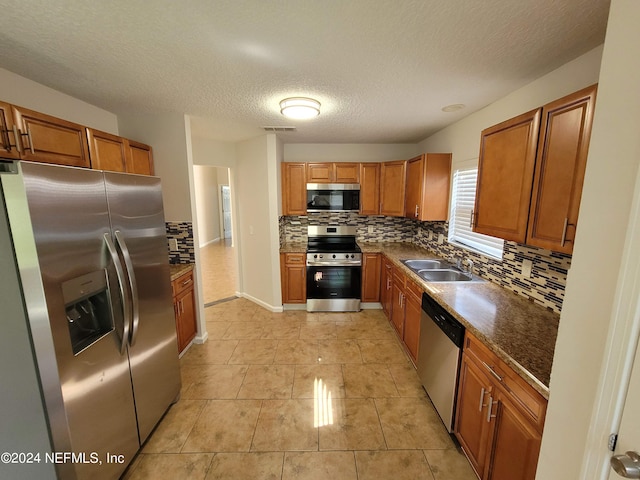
[580, 162, 640, 478]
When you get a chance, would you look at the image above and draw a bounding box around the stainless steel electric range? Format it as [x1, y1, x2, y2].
[306, 226, 362, 312]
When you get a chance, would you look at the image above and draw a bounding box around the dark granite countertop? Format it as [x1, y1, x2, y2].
[280, 240, 559, 398]
[169, 263, 194, 281]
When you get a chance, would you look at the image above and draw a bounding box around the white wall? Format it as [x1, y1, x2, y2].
[117, 112, 192, 221]
[193, 166, 221, 246]
[418, 46, 603, 167]
[191, 135, 237, 168]
[538, 1, 640, 478]
[235, 134, 281, 309]
[0, 67, 118, 134]
[283, 143, 420, 163]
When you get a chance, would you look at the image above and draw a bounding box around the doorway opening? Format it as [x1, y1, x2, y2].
[193, 165, 238, 306]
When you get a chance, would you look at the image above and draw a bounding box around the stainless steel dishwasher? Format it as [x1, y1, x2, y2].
[416, 292, 465, 432]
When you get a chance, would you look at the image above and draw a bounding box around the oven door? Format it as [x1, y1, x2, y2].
[306, 264, 361, 311]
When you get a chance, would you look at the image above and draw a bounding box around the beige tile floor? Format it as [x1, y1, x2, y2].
[123, 299, 478, 480]
[200, 239, 238, 304]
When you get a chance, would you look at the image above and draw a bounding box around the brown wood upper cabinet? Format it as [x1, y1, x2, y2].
[380, 160, 406, 217]
[126, 139, 155, 175]
[526, 84, 597, 253]
[282, 162, 307, 215]
[359, 162, 380, 215]
[405, 153, 452, 221]
[87, 130, 155, 175]
[306, 162, 359, 183]
[473, 85, 597, 253]
[87, 128, 129, 172]
[10, 105, 91, 168]
[473, 108, 541, 243]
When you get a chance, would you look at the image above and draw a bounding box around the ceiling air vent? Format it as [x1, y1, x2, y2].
[262, 126, 297, 132]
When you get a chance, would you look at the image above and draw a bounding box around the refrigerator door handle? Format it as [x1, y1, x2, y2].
[104, 233, 130, 355]
[115, 230, 140, 347]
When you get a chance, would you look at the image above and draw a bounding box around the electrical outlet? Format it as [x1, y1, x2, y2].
[169, 238, 179, 252]
[438, 233, 444, 244]
[428, 231, 433, 240]
[522, 259, 533, 278]
[368, 225, 374, 234]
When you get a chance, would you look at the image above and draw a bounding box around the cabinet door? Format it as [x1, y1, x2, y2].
[126, 140, 155, 175]
[0, 101, 20, 159]
[487, 390, 542, 480]
[380, 257, 393, 318]
[390, 274, 405, 336]
[11, 105, 90, 167]
[87, 128, 128, 172]
[526, 84, 597, 253]
[422, 153, 452, 221]
[455, 354, 494, 477]
[334, 162, 360, 183]
[403, 282, 421, 364]
[176, 287, 197, 353]
[360, 163, 380, 215]
[380, 160, 406, 217]
[361, 253, 381, 302]
[474, 109, 541, 243]
[405, 155, 424, 219]
[282, 163, 307, 215]
[281, 253, 307, 303]
[307, 163, 334, 183]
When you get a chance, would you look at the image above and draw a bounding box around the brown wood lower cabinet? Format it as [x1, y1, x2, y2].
[455, 332, 546, 480]
[382, 258, 421, 365]
[281, 253, 306, 303]
[361, 253, 381, 302]
[172, 269, 197, 354]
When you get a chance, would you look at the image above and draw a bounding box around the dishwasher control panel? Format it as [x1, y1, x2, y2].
[421, 292, 465, 348]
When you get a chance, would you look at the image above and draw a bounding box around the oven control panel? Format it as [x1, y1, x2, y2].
[306, 252, 362, 266]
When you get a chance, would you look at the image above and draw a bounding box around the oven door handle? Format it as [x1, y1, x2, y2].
[307, 261, 362, 267]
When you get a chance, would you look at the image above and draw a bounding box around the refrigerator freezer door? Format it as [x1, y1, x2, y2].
[12, 162, 140, 479]
[104, 172, 181, 443]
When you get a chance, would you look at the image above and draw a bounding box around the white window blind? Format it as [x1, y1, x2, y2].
[449, 166, 504, 259]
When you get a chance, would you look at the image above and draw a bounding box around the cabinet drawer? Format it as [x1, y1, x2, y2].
[173, 271, 194, 297]
[405, 277, 422, 301]
[464, 332, 547, 431]
[284, 253, 306, 265]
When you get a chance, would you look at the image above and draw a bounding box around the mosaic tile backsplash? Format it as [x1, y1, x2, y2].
[166, 221, 195, 264]
[280, 214, 570, 313]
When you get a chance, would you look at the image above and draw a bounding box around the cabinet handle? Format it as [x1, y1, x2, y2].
[478, 387, 486, 412]
[486, 396, 498, 422]
[24, 127, 35, 153]
[182, 278, 193, 287]
[481, 361, 503, 382]
[12, 125, 23, 153]
[415, 205, 419, 218]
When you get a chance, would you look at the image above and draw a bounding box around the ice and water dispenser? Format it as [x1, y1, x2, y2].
[62, 270, 114, 355]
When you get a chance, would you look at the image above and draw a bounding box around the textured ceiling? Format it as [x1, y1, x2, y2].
[0, 0, 610, 143]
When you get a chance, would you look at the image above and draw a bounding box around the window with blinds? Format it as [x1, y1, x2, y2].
[449, 165, 504, 259]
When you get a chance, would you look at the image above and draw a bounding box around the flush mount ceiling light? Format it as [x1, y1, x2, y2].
[280, 97, 321, 119]
[441, 104, 465, 113]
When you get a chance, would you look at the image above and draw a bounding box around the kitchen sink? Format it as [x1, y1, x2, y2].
[417, 269, 474, 282]
[401, 258, 484, 282]
[401, 259, 450, 270]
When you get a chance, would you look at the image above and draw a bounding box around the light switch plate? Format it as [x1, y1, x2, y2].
[438, 233, 444, 244]
[368, 225, 374, 234]
[169, 238, 179, 251]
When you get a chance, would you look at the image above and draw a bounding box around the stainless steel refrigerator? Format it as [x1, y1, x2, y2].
[0, 161, 181, 480]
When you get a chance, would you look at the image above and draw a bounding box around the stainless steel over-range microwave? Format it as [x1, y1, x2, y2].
[306, 183, 360, 212]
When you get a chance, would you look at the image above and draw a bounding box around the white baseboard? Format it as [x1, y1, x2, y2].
[240, 292, 284, 312]
[199, 237, 221, 248]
